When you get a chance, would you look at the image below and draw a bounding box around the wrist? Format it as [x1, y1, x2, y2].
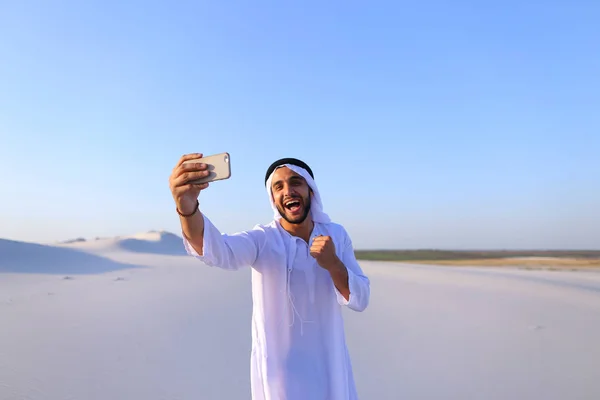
[176, 199, 199, 217]
[325, 257, 344, 273]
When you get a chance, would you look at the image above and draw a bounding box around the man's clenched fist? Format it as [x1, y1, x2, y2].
[310, 235, 340, 271]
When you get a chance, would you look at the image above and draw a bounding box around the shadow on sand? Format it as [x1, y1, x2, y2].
[0, 239, 146, 274]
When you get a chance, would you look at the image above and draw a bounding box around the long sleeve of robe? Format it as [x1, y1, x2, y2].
[183, 213, 370, 399]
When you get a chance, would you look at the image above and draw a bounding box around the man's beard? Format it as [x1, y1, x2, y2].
[277, 195, 311, 224]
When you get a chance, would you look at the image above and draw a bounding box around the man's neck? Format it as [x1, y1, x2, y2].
[280, 218, 314, 243]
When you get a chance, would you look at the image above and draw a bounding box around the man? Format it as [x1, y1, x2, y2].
[169, 154, 370, 400]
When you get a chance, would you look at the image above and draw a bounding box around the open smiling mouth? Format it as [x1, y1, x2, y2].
[284, 199, 302, 213]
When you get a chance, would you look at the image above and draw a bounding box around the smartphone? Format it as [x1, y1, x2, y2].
[182, 152, 231, 184]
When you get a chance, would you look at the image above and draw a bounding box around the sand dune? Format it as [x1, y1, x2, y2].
[0, 238, 144, 274]
[1, 234, 600, 399]
[56, 230, 188, 256]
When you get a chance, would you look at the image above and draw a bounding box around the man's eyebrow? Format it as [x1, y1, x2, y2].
[271, 175, 305, 188]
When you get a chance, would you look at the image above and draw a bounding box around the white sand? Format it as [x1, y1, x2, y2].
[1, 234, 600, 399]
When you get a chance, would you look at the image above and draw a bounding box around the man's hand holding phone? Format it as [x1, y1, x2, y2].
[169, 153, 211, 216]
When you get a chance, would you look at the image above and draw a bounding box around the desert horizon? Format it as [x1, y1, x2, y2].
[8, 230, 600, 260]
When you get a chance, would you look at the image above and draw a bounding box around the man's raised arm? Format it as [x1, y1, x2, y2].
[169, 153, 209, 255]
[169, 153, 259, 270]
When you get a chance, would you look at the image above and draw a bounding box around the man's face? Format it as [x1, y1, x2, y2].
[270, 167, 312, 224]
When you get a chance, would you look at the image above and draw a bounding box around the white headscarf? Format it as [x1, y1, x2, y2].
[265, 163, 331, 224]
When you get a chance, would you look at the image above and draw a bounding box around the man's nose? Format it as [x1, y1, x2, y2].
[283, 184, 295, 196]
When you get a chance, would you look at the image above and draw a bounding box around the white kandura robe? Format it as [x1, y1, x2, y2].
[184, 216, 370, 400]
[183, 215, 370, 399]
[183, 163, 370, 399]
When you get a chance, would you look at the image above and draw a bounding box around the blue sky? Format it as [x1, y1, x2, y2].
[1, 0, 598, 249]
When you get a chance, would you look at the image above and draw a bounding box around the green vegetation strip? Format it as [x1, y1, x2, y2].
[354, 250, 600, 262]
